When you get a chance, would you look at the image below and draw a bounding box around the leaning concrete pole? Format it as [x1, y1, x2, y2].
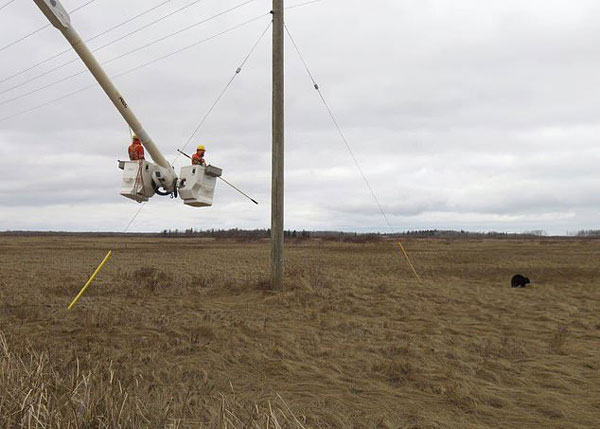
[33, 0, 177, 191]
[271, 0, 285, 289]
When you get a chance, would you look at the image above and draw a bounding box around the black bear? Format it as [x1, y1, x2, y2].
[511, 274, 530, 288]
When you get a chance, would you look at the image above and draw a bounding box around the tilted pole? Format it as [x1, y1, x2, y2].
[271, 0, 285, 289]
[32, 0, 177, 190]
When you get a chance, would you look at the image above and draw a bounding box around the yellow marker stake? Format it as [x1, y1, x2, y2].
[396, 241, 423, 284]
[68, 250, 112, 310]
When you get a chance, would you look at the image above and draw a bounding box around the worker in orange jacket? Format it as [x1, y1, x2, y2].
[192, 144, 207, 166]
[128, 134, 145, 161]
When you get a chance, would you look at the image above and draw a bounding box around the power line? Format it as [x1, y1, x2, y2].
[0, 26, 49, 54]
[0, 0, 99, 53]
[0, 83, 96, 123]
[86, 0, 174, 44]
[0, 0, 17, 13]
[0, 0, 314, 88]
[285, 0, 323, 10]
[0, 70, 87, 106]
[0, 0, 255, 101]
[0, 0, 175, 85]
[0, 14, 269, 123]
[97, 0, 257, 69]
[118, 14, 269, 85]
[70, 0, 99, 14]
[284, 23, 423, 283]
[1, 0, 208, 93]
[88, 0, 209, 58]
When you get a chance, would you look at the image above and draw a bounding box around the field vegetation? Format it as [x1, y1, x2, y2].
[0, 236, 599, 427]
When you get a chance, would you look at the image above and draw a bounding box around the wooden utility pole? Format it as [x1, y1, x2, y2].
[271, 0, 285, 289]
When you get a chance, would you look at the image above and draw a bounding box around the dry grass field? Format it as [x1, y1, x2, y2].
[0, 235, 599, 428]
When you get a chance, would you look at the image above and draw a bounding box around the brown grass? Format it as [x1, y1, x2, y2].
[1, 236, 599, 427]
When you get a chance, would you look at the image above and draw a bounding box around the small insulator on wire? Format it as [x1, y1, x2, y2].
[314, 83, 319, 90]
[236, 67, 242, 74]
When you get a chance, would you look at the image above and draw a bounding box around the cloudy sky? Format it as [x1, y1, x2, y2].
[1, 0, 599, 234]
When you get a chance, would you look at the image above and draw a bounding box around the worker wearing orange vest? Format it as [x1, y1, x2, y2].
[128, 134, 145, 161]
[192, 145, 206, 166]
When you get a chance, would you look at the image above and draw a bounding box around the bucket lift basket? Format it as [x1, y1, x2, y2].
[178, 165, 222, 207]
[119, 160, 156, 203]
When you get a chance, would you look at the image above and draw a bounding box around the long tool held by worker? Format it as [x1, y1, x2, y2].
[177, 149, 258, 204]
[218, 176, 259, 205]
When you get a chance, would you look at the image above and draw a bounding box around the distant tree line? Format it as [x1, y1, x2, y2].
[159, 228, 380, 242]
[574, 229, 600, 237]
[157, 228, 553, 241]
[392, 229, 548, 238]
[160, 228, 312, 240]
[3, 228, 600, 240]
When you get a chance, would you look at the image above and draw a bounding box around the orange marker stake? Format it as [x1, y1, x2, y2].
[396, 242, 422, 284]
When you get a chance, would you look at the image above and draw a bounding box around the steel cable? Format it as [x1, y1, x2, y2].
[0, 0, 256, 102]
[0, 0, 99, 53]
[0, 0, 209, 94]
[0, 0, 176, 85]
[0, 14, 269, 123]
[0, 0, 17, 13]
[284, 23, 423, 283]
[285, 0, 323, 10]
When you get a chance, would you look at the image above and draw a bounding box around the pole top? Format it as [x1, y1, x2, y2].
[33, 0, 71, 30]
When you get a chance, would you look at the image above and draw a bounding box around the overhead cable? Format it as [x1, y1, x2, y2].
[96, 0, 257, 69]
[90, 0, 210, 57]
[0, 14, 269, 123]
[285, 0, 323, 10]
[0, 26, 49, 54]
[284, 23, 423, 283]
[86, 0, 174, 44]
[118, 14, 269, 86]
[0, 0, 175, 85]
[70, 0, 99, 13]
[0, 0, 255, 100]
[1, 0, 208, 93]
[0, 0, 99, 53]
[0, 0, 17, 12]
[0, 0, 313, 87]
[0, 69, 88, 106]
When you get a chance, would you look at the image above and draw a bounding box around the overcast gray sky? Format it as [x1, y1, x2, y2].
[1, 0, 599, 234]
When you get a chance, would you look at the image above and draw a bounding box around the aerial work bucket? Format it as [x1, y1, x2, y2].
[179, 165, 222, 207]
[32, 0, 249, 210]
[119, 160, 155, 203]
